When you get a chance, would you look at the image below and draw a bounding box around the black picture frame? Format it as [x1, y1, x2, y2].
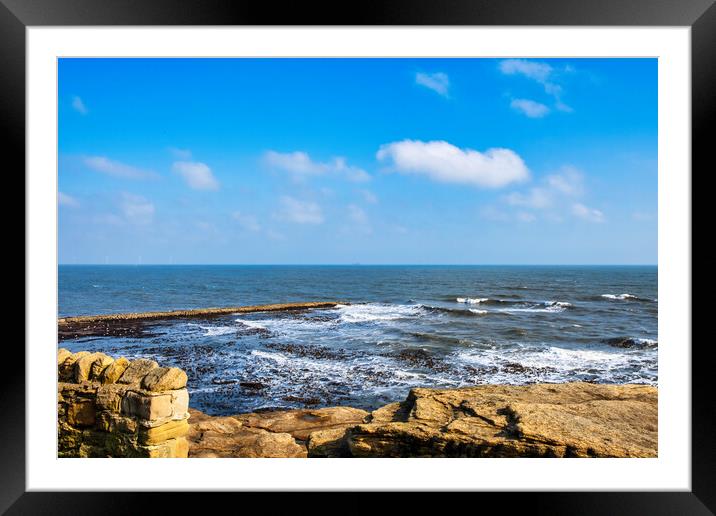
[4, 0, 710, 512]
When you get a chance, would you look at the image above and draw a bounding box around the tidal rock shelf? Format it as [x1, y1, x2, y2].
[188, 382, 657, 458]
[57, 301, 341, 341]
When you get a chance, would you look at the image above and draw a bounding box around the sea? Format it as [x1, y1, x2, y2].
[59, 265, 658, 415]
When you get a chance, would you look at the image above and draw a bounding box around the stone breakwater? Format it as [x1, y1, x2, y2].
[58, 349, 657, 458]
[57, 301, 341, 340]
[57, 349, 190, 458]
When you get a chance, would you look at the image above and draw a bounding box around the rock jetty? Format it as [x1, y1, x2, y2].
[57, 301, 341, 340]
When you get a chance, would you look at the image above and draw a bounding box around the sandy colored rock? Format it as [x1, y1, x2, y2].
[187, 409, 306, 458]
[57, 348, 72, 366]
[90, 354, 115, 380]
[232, 406, 369, 441]
[346, 383, 658, 458]
[139, 419, 189, 445]
[96, 383, 129, 412]
[117, 358, 158, 385]
[366, 401, 408, 423]
[141, 367, 188, 392]
[59, 351, 89, 381]
[74, 352, 113, 383]
[307, 427, 352, 457]
[121, 391, 173, 421]
[67, 399, 96, 427]
[101, 357, 129, 384]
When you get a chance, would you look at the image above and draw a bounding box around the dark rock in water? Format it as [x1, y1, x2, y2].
[385, 348, 452, 373]
[603, 337, 657, 349]
[239, 381, 266, 390]
[266, 342, 349, 360]
[211, 378, 237, 385]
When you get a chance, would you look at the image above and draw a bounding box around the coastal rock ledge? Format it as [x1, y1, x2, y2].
[189, 383, 657, 458]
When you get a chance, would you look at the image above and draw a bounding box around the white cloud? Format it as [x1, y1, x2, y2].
[545, 166, 584, 197]
[505, 187, 552, 209]
[72, 96, 88, 115]
[510, 98, 550, 118]
[277, 196, 323, 224]
[415, 72, 449, 97]
[572, 203, 605, 223]
[376, 139, 529, 188]
[232, 211, 261, 232]
[120, 193, 154, 225]
[83, 156, 156, 180]
[499, 59, 552, 82]
[360, 189, 378, 204]
[58, 192, 79, 207]
[499, 59, 572, 113]
[500, 166, 601, 223]
[172, 161, 219, 191]
[505, 167, 585, 211]
[264, 151, 370, 183]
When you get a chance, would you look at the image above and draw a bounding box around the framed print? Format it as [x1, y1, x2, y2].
[4, 0, 712, 511]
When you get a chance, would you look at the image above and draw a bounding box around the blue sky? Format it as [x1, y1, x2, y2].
[58, 58, 657, 264]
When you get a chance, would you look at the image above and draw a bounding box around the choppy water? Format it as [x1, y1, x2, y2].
[59, 265, 657, 415]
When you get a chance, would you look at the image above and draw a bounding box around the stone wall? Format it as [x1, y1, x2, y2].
[57, 349, 190, 458]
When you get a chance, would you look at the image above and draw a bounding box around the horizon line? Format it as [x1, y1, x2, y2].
[58, 263, 658, 267]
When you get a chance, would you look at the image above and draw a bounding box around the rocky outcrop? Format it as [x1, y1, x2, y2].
[347, 383, 657, 458]
[187, 409, 307, 458]
[187, 406, 368, 458]
[186, 383, 656, 458]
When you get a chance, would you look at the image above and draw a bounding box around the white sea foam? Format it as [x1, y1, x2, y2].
[237, 319, 269, 330]
[251, 350, 288, 363]
[336, 303, 421, 323]
[601, 293, 638, 300]
[546, 301, 572, 308]
[200, 325, 236, 336]
[469, 308, 488, 315]
[498, 304, 568, 314]
[456, 297, 488, 304]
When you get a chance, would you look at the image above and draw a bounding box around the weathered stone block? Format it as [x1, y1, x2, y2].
[170, 389, 189, 417]
[78, 443, 107, 458]
[141, 367, 187, 392]
[111, 414, 138, 434]
[121, 391, 173, 421]
[138, 419, 189, 445]
[57, 348, 72, 366]
[58, 421, 82, 450]
[74, 352, 113, 383]
[96, 384, 129, 412]
[96, 411, 112, 432]
[143, 437, 189, 458]
[67, 399, 96, 427]
[59, 351, 89, 381]
[90, 354, 115, 380]
[117, 358, 158, 385]
[101, 357, 129, 384]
